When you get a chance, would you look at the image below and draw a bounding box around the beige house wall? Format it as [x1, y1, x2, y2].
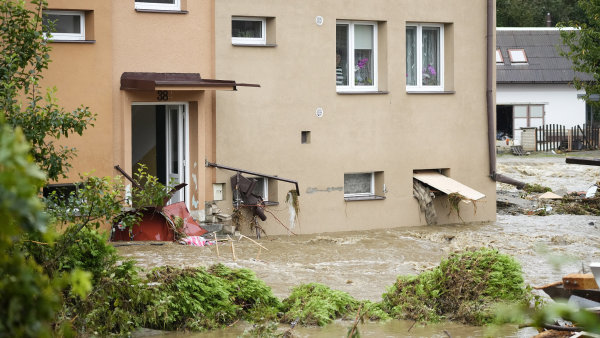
[42, 0, 219, 214]
[214, 1, 496, 234]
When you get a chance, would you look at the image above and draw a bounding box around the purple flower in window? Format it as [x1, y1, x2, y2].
[357, 58, 369, 69]
[426, 64, 436, 76]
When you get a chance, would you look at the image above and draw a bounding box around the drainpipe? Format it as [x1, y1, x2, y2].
[486, 0, 526, 189]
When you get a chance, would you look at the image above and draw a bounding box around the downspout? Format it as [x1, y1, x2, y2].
[486, 0, 526, 189]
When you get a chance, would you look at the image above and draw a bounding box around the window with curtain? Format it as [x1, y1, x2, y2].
[232, 17, 267, 45]
[406, 24, 444, 91]
[42, 10, 85, 40]
[336, 21, 377, 91]
[344, 173, 374, 196]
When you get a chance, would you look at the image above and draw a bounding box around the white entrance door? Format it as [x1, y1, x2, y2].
[166, 105, 185, 204]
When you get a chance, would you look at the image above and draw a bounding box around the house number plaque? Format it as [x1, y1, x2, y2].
[157, 90, 169, 101]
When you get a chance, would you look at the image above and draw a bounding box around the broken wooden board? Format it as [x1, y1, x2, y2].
[563, 273, 599, 290]
[413, 171, 485, 201]
[539, 191, 562, 200]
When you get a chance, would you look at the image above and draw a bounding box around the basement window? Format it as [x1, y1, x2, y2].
[344, 172, 385, 201]
[250, 177, 279, 204]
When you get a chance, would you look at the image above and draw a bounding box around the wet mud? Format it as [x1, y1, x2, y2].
[118, 153, 600, 337]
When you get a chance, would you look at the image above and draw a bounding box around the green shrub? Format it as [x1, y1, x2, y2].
[145, 264, 281, 331]
[281, 283, 360, 326]
[381, 248, 530, 325]
[61, 260, 154, 336]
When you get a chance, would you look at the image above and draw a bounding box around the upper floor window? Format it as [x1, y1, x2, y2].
[406, 23, 444, 91]
[135, 0, 180, 11]
[336, 21, 378, 91]
[232, 17, 266, 45]
[42, 10, 85, 41]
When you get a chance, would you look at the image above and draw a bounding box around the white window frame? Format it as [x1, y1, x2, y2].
[336, 20, 378, 92]
[344, 172, 375, 197]
[406, 23, 445, 92]
[508, 49, 528, 64]
[135, 0, 180, 11]
[232, 17, 267, 45]
[42, 10, 85, 41]
[250, 177, 269, 201]
[496, 49, 504, 64]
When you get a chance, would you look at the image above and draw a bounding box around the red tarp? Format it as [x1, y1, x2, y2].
[111, 202, 206, 241]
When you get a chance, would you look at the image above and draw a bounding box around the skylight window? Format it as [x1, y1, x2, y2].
[496, 49, 504, 64]
[508, 49, 528, 64]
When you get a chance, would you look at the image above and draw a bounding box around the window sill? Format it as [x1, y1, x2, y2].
[49, 40, 95, 44]
[135, 9, 188, 14]
[232, 43, 277, 47]
[344, 195, 386, 201]
[406, 90, 455, 95]
[242, 201, 279, 207]
[337, 91, 389, 95]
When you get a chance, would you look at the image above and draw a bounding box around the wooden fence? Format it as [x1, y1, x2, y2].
[536, 124, 600, 152]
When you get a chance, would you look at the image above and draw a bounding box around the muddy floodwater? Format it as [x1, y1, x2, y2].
[118, 153, 600, 337]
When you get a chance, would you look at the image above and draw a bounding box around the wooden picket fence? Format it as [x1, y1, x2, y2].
[536, 124, 600, 152]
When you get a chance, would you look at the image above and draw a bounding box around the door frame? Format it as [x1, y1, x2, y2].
[131, 102, 190, 209]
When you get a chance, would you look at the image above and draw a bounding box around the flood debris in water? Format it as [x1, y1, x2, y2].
[280, 283, 388, 327]
[413, 180, 437, 225]
[380, 248, 532, 325]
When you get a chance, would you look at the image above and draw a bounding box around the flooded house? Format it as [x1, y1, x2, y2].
[41, 0, 498, 235]
[213, 0, 498, 234]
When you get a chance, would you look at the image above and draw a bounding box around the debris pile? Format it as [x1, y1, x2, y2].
[201, 201, 235, 235]
[413, 180, 437, 225]
[380, 248, 531, 325]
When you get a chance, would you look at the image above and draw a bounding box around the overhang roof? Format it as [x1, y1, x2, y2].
[413, 171, 485, 201]
[496, 28, 593, 84]
[120, 72, 259, 91]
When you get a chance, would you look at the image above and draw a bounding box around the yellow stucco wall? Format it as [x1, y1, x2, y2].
[42, 0, 218, 213]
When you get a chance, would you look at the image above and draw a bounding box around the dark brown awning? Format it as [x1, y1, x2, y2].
[120, 72, 259, 91]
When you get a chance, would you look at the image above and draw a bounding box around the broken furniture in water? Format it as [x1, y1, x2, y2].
[206, 161, 300, 238]
[537, 263, 600, 317]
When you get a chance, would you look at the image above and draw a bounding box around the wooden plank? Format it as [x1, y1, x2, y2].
[563, 273, 600, 290]
[413, 171, 486, 201]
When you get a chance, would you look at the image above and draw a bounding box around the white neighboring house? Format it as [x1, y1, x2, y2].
[496, 27, 593, 144]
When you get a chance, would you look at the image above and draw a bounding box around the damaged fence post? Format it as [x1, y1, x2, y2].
[228, 235, 237, 261]
[213, 232, 219, 258]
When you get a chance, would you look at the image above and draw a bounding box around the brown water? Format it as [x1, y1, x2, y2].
[118, 154, 600, 337]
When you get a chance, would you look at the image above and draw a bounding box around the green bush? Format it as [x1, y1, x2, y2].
[145, 264, 281, 331]
[61, 260, 153, 336]
[381, 248, 530, 325]
[281, 283, 359, 326]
